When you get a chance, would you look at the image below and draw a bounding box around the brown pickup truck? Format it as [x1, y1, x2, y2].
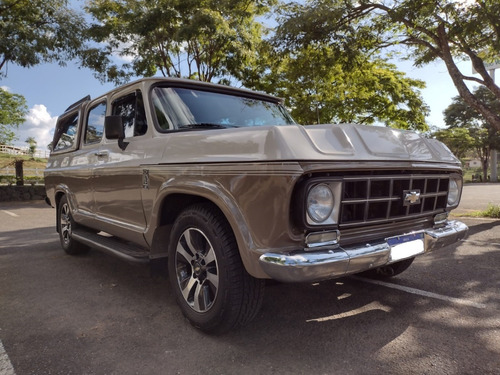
[45, 77, 468, 333]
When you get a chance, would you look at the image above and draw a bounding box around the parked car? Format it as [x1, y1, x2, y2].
[45, 78, 468, 333]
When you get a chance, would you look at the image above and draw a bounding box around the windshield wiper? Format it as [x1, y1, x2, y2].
[178, 123, 227, 130]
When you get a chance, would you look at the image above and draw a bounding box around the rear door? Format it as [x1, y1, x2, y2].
[70, 100, 107, 225]
[47, 106, 90, 218]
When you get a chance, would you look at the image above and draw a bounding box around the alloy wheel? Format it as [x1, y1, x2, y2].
[175, 228, 219, 313]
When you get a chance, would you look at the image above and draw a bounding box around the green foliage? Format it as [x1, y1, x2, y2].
[274, 0, 500, 132]
[432, 127, 475, 160]
[25, 136, 37, 157]
[82, 0, 273, 84]
[461, 204, 500, 219]
[244, 42, 429, 129]
[440, 86, 500, 180]
[0, 0, 86, 74]
[444, 87, 500, 130]
[0, 88, 28, 144]
[482, 204, 500, 218]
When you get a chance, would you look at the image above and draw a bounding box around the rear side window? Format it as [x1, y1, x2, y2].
[85, 102, 106, 144]
[53, 111, 79, 151]
[112, 91, 147, 138]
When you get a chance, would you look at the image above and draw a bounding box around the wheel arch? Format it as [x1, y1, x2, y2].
[54, 186, 71, 233]
[149, 184, 265, 278]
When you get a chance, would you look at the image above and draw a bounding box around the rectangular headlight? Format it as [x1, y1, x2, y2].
[447, 174, 463, 208]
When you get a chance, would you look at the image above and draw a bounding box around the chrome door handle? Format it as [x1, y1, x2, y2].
[95, 151, 109, 157]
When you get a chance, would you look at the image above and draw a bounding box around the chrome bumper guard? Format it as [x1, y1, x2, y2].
[259, 220, 468, 283]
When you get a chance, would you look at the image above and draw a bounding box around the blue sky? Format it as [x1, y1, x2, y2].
[2, 57, 476, 151]
[1, 62, 115, 150]
[0, 1, 485, 151]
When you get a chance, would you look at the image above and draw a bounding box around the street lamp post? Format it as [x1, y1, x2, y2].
[489, 69, 498, 183]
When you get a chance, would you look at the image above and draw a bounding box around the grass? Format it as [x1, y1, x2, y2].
[457, 204, 500, 219]
[0, 153, 48, 170]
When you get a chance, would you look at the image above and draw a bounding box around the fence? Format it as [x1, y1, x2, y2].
[0, 167, 45, 185]
[0, 167, 45, 177]
[0, 144, 50, 159]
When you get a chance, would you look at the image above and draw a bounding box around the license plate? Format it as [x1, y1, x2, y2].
[387, 232, 425, 262]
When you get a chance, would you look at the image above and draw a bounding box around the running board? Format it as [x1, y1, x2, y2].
[73, 228, 150, 264]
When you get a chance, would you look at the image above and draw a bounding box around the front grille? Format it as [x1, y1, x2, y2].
[340, 174, 449, 227]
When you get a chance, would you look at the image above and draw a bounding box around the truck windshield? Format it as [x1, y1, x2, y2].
[152, 87, 296, 131]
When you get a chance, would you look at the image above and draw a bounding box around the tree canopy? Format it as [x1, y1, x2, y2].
[0, 88, 28, 145]
[82, 0, 273, 84]
[437, 86, 500, 180]
[274, 0, 500, 132]
[244, 39, 429, 129]
[0, 0, 86, 75]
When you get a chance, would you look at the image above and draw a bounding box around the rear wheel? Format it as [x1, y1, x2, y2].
[359, 257, 415, 279]
[57, 195, 89, 255]
[168, 203, 264, 334]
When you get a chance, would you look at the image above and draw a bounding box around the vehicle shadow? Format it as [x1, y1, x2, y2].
[464, 218, 500, 239]
[0, 226, 56, 253]
[2, 220, 499, 374]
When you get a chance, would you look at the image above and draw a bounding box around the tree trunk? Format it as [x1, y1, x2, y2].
[437, 24, 500, 133]
[482, 160, 488, 182]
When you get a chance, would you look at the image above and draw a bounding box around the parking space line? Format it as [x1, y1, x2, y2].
[0, 339, 16, 375]
[0, 210, 19, 218]
[352, 276, 487, 309]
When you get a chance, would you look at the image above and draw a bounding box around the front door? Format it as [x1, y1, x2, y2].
[92, 90, 148, 244]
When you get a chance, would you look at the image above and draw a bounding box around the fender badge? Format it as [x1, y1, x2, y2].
[142, 169, 150, 189]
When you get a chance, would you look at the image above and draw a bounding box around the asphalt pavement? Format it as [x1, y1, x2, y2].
[0, 188, 499, 374]
[453, 182, 500, 215]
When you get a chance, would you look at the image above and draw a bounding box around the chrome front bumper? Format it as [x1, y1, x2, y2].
[258, 220, 468, 283]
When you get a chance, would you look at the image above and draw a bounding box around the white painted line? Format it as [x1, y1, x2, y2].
[307, 301, 392, 323]
[352, 276, 487, 309]
[0, 339, 16, 375]
[0, 210, 18, 218]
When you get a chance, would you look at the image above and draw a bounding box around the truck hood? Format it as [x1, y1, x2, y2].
[162, 123, 460, 165]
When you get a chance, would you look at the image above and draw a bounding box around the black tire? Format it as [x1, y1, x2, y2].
[359, 257, 415, 279]
[168, 203, 265, 334]
[57, 195, 89, 255]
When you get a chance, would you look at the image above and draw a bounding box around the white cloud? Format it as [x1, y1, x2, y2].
[14, 104, 57, 152]
[1, 85, 11, 92]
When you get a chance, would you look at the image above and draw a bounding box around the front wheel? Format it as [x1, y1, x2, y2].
[168, 204, 264, 334]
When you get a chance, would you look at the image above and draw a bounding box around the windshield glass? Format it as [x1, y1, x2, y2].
[152, 87, 296, 130]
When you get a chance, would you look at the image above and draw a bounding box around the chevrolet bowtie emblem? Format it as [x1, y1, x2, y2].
[403, 190, 421, 206]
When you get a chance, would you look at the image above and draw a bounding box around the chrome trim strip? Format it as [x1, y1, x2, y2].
[342, 197, 401, 204]
[259, 220, 468, 283]
[342, 174, 451, 181]
[339, 211, 443, 229]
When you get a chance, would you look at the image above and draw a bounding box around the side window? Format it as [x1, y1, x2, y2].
[112, 91, 147, 138]
[85, 102, 106, 144]
[53, 111, 79, 151]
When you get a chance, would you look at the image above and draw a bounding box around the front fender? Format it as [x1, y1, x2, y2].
[146, 177, 265, 277]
